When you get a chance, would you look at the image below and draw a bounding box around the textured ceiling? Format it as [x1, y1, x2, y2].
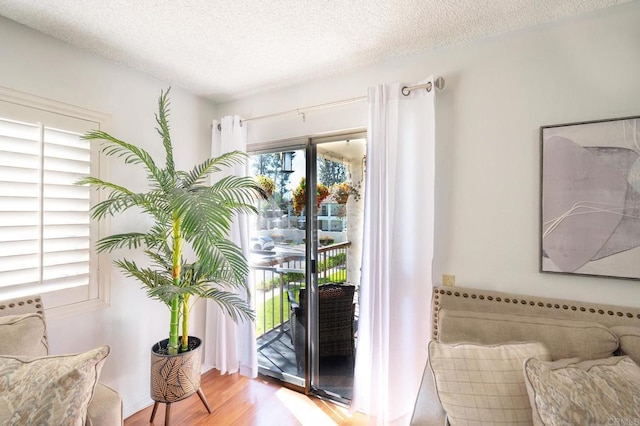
[0, 0, 630, 102]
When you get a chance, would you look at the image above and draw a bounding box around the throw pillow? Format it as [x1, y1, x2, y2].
[524, 356, 640, 426]
[428, 341, 550, 425]
[437, 309, 619, 361]
[0, 345, 110, 426]
[0, 313, 48, 356]
[610, 325, 640, 366]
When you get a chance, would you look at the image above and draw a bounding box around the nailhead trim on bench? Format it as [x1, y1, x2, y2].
[432, 288, 640, 340]
[0, 298, 43, 315]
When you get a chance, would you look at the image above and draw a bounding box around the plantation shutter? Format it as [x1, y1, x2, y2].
[0, 111, 97, 303]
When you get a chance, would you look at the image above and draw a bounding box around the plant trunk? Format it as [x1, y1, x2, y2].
[169, 215, 183, 355]
[181, 295, 190, 351]
[168, 296, 180, 355]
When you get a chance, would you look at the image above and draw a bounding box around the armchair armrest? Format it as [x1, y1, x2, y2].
[410, 358, 447, 425]
[287, 289, 299, 312]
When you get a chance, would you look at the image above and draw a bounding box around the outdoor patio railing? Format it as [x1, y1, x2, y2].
[251, 241, 352, 338]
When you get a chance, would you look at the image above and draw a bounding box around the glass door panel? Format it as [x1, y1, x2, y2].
[310, 137, 366, 402]
[249, 148, 307, 388]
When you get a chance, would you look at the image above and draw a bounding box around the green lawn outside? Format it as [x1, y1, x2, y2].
[256, 284, 300, 336]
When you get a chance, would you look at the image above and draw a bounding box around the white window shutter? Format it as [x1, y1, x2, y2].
[43, 127, 92, 290]
[0, 118, 94, 302]
[0, 89, 109, 314]
[0, 119, 42, 291]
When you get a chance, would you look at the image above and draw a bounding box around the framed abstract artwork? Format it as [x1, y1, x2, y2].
[540, 115, 640, 280]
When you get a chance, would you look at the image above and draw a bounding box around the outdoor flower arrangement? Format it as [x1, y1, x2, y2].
[256, 174, 275, 197]
[330, 181, 362, 204]
[292, 177, 329, 215]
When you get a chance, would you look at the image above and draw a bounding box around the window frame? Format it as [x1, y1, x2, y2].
[0, 86, 111, 318]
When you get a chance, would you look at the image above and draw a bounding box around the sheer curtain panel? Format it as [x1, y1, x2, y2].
[204, 115, 257, 377]
[352, 78, 436, 424]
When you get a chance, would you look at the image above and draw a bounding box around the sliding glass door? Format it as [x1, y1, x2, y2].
[249, 132, 366, 403]
[250, 145, 307, 388]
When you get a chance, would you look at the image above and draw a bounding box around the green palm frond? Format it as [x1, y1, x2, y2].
[146, 222, 171, 244]
[83, 131, 163, 184]
[204, 288, 255, 322]
[149, 168, 175, 192]
[181, 159, 216, 188]
[175, 192, 233, 243]
[138, 191, 172, 225]
[207, 150, 250, 171]
[96, 233, 151, 253]
[77, 176, 142, 218]
[154, 88, 175, 175]
[145, 250, 173, 271]
[146, 284, 203, 304]
[76, 176, 134, 194]
[181, 151, 247, 188]
[210, 175, 265, 206]
[114, 259, 173, 303]
[91, 194, 147, 220]
[191, 239, 249, 285]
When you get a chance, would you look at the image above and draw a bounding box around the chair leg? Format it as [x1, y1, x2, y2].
[197, 387, 213, 413]
[150, 390, 210, 425]
[164, 403, 171, 426]
[150, 401, 160, 423]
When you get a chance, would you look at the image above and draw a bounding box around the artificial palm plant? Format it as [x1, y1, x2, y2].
[78, 88, 262, 355]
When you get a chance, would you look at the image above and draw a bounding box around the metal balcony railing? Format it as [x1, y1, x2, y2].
[251, 241, 352, 338]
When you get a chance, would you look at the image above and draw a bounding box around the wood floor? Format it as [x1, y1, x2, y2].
[124, 369, 370, 426]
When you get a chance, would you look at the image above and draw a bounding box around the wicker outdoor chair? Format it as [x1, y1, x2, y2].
[288, 283, 356, 374]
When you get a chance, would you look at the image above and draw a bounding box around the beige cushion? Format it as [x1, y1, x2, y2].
[0, 345, 110, 426]
[428, 341, 550, 425]
[0, 313, 48, 356]
[86, 383, 123, 426]
[410, 361, 447, 425]
[611, 326, 640, 365]
[524, 356, 640, 426]
[438, 309, 618, 361]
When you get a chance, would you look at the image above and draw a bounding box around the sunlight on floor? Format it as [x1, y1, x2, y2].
[275, 388, 352, 425]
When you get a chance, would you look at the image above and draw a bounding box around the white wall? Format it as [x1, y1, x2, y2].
[218, 2, 640, 307]
[0, 17, 216, 417]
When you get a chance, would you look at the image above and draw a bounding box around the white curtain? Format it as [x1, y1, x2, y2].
[352, 78, 436, 424]
[204, 115, 258, 378]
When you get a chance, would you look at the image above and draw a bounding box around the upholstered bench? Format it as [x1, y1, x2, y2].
[411, 286, 640, 425]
